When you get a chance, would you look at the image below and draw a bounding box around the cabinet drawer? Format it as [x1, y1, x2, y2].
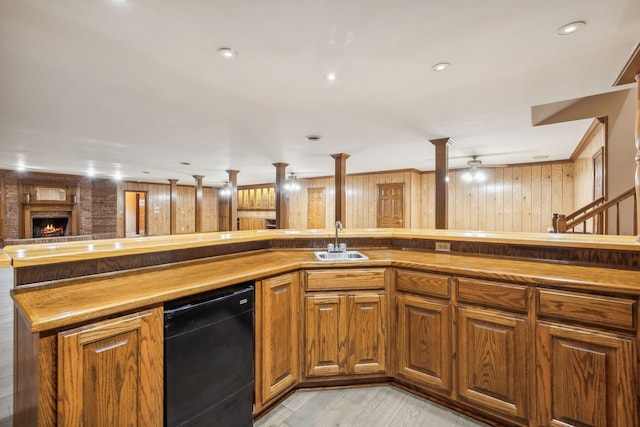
[395, 269, 449, 298]
[306, 268, 386, 291]
[458, 278, 527, 312]
[538, 289, 635, 330]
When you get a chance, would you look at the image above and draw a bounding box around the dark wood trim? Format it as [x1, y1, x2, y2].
[226, 170, 240, 231]
[168, 179, 178, 235]
[570, 117, 606, 162]
[430, 138, 453, 229]
[193, 175, 204, 232]
[331, 153, 350, 225]
[273, 163, 288, 229]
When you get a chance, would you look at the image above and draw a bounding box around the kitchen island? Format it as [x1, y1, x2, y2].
[5, 229, 640, 427]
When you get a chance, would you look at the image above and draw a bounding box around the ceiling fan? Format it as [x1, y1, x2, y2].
[462, 156, 507, 182]
[466, 155, 508, 169]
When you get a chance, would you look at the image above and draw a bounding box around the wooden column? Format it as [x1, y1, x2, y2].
[613, 43, 640, 241]
[226, 170, 239, 231]
[193, 175, 204, 233]
[331, 153, 350, 225]
[272, 163, 288, 229]
[168, 179, 178, 235]
[635, 73, 640, 241]
[430, 138, 453, 229]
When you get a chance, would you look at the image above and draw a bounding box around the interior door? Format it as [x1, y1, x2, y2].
[307, 187, 326, 229]
[125, 191, 147, 237]
[377, 183, 404, 228]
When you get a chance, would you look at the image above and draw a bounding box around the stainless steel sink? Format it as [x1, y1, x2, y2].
[314, 250, 368, 261]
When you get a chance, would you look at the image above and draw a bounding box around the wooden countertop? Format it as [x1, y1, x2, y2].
[4, 228, 640, 267]
[0, 250, 10, 268]
[12, 249, 640, 333]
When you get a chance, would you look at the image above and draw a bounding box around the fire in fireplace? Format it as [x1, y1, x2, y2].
[32, 217, 69, 238]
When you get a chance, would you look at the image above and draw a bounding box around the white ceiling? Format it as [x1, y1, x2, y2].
[0, 0, 638, 187]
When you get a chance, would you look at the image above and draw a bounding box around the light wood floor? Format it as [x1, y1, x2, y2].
[254, 385, 491, 427]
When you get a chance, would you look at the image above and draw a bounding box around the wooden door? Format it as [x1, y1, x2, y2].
[305, 294, 346, 377]
[377, 183, 404, 228]
[307, 187, 326, 229]
[255, 273, 300, 410]
[396, 293, 452, 394]
[124, 191, 146, 237]
[536, 322, 637, 427]
[57, 307, 163, 427]
[347, 293, 387, 375]
[458, 306, 528, 423]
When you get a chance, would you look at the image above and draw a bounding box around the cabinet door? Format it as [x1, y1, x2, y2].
[458, 306, 528, 423]
[536, 322, 638, 427]
[305, 294, 346, 377]
[255, 273, 300, 409]
[347, 294, 387, 375]
[396, 294, 451, 394]
[57, 307, 163, 427]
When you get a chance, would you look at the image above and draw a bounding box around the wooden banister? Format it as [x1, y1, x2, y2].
[555, 187, 636, 235]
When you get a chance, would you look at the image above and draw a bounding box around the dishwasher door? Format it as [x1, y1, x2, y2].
[164, 284, 254, 427]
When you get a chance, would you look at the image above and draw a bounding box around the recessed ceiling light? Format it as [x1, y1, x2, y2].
[306, 135, 321, 141]
[432, 62, 450, 72]
[557, 21, 585, 35]
[180, 161, 191, 166]
[533, 155, 549, 160]
[142, 171, 150, 174]
[217, 47, 237, 59]
[325, 72, 339, 81]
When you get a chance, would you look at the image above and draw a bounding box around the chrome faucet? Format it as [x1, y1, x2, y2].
[335, 221, 343, 251]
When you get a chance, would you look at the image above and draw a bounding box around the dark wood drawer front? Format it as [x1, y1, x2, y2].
[538, 289, 635, 330]
[395, 269, 449, 298]
[458, 278, 527, 312]
[306, 268, 386, 291]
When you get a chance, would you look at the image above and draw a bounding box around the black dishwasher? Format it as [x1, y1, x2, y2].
[164, 284, 254, 427]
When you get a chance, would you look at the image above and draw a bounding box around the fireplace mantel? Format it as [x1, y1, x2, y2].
[20, 180, 80, 240]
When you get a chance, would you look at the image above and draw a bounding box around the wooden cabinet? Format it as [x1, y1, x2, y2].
[536, 288, 638, 427]
[304, 269, 387, 379]
[396, 293, 452, 394]
[457, 306, 528, 423]
[456, 278, 529, 424]
[255, 273, 300, 411]
[395, 270, 452, 395]
[57, 307, 163, 427]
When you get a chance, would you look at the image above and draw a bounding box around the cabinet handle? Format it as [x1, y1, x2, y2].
[274, 287, 288, 294]
[319, 307, 333, 311]
[360, 306, 374, 310]
[93, 340, 129, 353]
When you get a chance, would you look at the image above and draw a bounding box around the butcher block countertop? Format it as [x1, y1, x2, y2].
[4, 228, 639, 267]
[12, 247, 640, 333]
[0, 250, 10, 268]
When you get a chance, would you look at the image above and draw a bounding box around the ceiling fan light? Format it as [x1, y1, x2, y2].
[473, 171, 485, 182]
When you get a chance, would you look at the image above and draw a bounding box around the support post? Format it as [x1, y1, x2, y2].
[272, 163, 289, 229]
[193, 175, 204, 233]
[430, 138, 453, 229]
[168, 179, 178, 235]
[331, 153, 350, 225]
[226, 170, 239, 231]
[635, 74, 640, 241]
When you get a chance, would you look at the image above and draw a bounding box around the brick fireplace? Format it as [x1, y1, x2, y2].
[21, 183, 79, 239]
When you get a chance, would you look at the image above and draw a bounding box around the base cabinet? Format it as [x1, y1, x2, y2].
[57, 307, 163, 427]
[536, 322, 638, 427]
[396, 293, 452, 394]
[305, 292, 387, 378]
[457, 306, 528, 424]
[255, 273, 300, 411]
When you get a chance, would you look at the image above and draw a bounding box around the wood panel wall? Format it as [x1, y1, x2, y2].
[421, 162, 574, 233]
[286, 170, 422, 229]
[573, 119, 606, 210]
[117, 182, 219, 237]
